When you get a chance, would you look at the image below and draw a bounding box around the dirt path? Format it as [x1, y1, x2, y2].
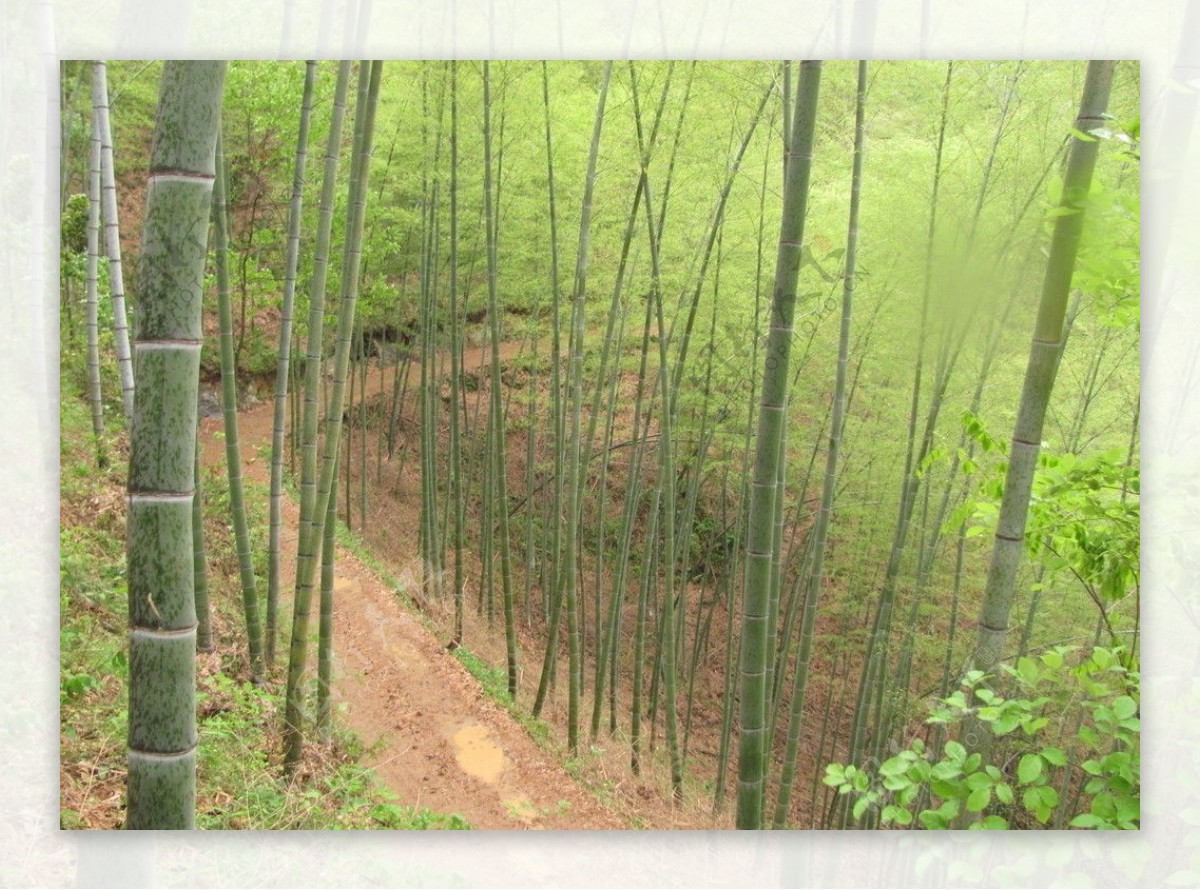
[199, 341, 626, 829]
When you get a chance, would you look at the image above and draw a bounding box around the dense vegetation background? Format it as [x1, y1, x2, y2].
[60, 59, 1139, 830]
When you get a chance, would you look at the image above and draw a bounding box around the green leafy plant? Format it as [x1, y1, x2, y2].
[370, 802, 470, 830]
[954, 413, 1139, 655]
[824, 646, 1139, 829]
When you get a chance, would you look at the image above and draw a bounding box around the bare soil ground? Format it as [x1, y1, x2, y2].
[199, 340, 711, 828]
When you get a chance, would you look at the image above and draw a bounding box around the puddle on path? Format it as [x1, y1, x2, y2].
[451, 723, 507, 783]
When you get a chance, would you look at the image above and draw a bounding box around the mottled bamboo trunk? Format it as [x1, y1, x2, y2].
[125, 60, 225, 830]
[966, 60, 1115, 753]
[737, 60, 822, 830]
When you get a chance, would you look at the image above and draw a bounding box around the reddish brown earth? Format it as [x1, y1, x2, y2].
[199, 342, 645, 829]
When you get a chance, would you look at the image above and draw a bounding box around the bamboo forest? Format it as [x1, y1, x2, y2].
[59, 59, 1139, 831]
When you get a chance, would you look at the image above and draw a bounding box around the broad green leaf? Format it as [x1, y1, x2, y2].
[1115, 794, 1139, 824]
[882, 774, 910, 792]
[919, 810, 947, 830]
[966, 786, 991, 812]
[1023, 717, 1050, 735]
[1018, 754, 1044, 784]
[1112, 696, 1138, 720]
[943, 691, 968, 710]
[1041, 746, 1067, 767]
[931, 761, 961, 781]
[1101, 751, 1132, 774]
[992, 714, 1021, 735]
[822, 765, 845, 787]
[1023, 787, 1053, 824]
[937, 799, 961, 820]
[965, 772, 992, 791]
[1092, 647, 1115, 670]
[931, 780, 961, 800]
[1016, 657, 1040, 686]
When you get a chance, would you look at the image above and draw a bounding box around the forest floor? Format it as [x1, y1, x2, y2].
[198, 339, 717, 829]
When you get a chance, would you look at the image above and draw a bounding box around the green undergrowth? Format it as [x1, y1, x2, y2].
[61, 373, 469, 830]
[193, 670, 469, 829]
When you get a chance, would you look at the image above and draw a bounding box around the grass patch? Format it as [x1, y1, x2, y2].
[450, 646, 552, 747]
[193, 672, 469, 830]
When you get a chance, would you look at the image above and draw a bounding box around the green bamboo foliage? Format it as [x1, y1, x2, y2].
[61, 63, 85, 213]
[84, 111, 106, 468]
[966, 60, 1116, 748]
[92, 60, 134, 422]
[282, 58, 351, 766]
[653, 61, 696, 256]
[639, 125, 684, 805]
[714, 127, 774, 813]
[317, 469, 338, 739]
[737, 60, 822, 831]
[772, 60, 868, 829]
[193, 434, 212, 653]
[541, 62, 566, 642]
[630, 484, 662, 774]
[345, 319, 357, 528]
[213, 131, 265, 684]
[666, 82, 773, 412]
[565, 62, 612, 751]
[419, 182, 437, 609]
[582, 62, 671, 736]
[358, 320, 368, 526]
[842, 63, 955, 797]
[542, 61, 611, 741]
[532, 62, 612, 740]
[125, 60, 225, 830]
[84, 58, 1136, 835]
[580, 63, 672, 478]
[600, 293, 658, 746]
[449, 61, 466, 644]
[295, 60, 352, 606]
[482, 62, 520, 698]
[285, 60, 382, 772]
[267, 60, 317, 669]
[417, 66, 447, 615]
